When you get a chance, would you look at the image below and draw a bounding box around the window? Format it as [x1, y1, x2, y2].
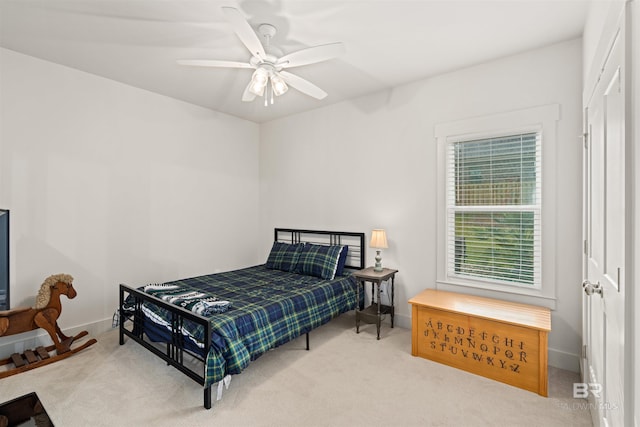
[447, 133, 541, 287]
[435, 105, 559, 308]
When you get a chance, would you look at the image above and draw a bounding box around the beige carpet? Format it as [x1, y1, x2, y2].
[0, 313, 592, 427]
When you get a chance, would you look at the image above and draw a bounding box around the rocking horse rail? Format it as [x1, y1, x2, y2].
[1, 275, 97, 380]
[119, 284, 213, 409]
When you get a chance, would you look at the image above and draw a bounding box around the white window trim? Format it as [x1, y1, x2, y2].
[435, 104, 560, 309]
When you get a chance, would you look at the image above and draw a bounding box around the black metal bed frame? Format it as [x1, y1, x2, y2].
[119, 228, 365, 410]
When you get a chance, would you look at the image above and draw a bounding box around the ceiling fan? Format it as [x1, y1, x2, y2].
[177, 7, 345, 105]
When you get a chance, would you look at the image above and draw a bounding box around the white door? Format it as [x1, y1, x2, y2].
[582, 25, 626, 427]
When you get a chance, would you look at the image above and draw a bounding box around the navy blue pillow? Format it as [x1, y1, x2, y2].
[265, 242, 304, 272]
[295, 244, 344, 280]
[335, 245, 349, 276]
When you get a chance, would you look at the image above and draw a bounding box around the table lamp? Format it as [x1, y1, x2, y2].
[370, 229, 388, 272]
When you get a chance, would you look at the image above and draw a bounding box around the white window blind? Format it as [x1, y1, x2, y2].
[446, 132, 541, 287]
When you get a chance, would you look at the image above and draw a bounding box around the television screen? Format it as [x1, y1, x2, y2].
[0, 210, 8, 310]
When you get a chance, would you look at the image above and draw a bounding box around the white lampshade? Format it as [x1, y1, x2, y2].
[249, 68, 269, 96]
[370, 229, 388, 249]
[270, 73, 288, 96]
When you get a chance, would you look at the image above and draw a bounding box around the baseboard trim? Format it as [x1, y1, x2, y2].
[393, 313, 411, 330]
[548, 347, 580, 372]
[4, 315, 580, 375]
[0, 317, 113, 359]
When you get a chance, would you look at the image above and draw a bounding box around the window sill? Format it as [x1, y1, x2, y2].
[435, 279, 557, 310]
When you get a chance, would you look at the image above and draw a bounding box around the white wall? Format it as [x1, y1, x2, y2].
[0, 39, 586, 372]
[260, 39, 584, 371]
[0, 48, 260, 352]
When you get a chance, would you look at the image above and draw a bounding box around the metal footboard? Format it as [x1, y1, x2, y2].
[119, 284, 214, 409]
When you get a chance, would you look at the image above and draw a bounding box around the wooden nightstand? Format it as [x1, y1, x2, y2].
[353, 267, 398, 340]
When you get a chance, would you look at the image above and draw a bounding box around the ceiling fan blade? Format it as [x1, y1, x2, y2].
[276, 42, 345, 68]
[242, 81, 257, 102]
[177, 59, 253, 69]
[278, 71, 327, 100]
[221, 7, 266, 60]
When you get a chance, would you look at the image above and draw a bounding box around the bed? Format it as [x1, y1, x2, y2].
[118, 228, 365, 409]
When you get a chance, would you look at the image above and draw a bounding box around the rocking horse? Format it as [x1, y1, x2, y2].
[0, 274, 97, 379]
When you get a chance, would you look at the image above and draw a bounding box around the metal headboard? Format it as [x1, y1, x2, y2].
[274, 228, 365, 270]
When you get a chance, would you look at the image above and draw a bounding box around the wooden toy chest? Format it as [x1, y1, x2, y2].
[408, 289, 551, 396]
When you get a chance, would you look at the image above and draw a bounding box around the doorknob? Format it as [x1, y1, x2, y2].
[582, 280, 603, 297]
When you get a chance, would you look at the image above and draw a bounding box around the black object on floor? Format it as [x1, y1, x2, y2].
[0, 392, 54, 426]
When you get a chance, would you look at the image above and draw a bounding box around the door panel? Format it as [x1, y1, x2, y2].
[584, 27, 625, 427]
[604, 67, 624, 291]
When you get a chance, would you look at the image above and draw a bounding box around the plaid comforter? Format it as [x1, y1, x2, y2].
[138, 265, 359, 388]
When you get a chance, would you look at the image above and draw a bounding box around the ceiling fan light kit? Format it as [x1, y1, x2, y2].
[270, 74, 288, 96]
[249, 68, 269, 96]
[177, 7, 344, 106]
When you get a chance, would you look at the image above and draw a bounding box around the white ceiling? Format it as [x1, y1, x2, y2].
[0, 0, 589, 123]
